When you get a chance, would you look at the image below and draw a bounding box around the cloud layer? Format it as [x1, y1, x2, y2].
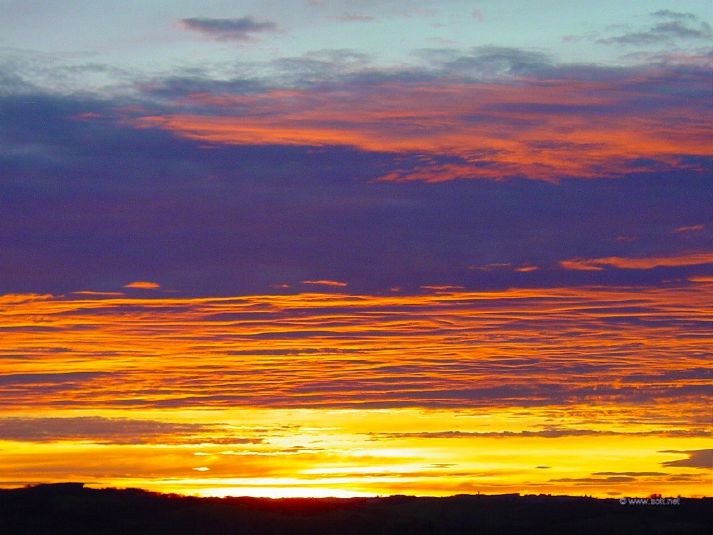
[1, 284, 710, 412]
[131, 52, 711, 182]
[0, 55, 710, 295]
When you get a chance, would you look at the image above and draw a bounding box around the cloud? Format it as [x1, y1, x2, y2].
[514, 265, 538, 273]
[0, 416, 217, 444]
[301, 280, 348, 287]
[560, 251, 713, 271]
[592, 471, 667, 476]
[674, 224, 704, 234]
[660, 449, 713, 469]
[1, 113, 710, 295]
[129, 48, 711, 183]
[689, 276, 713, 283]
[0, 372, 107, 386]
[420, 285, 465, 292]
[651, 10, 699, 22]
[550, 476, 637, 483]
[598, 11, 712, 46]
[468, 263, 512, 272]
[124, 281, 161, 289]
[179, 17, 278, 42]
[0, 60, 711, 296]
[376, 428, 704, 440]
[1, 286, 710, 412]
[428, 46, 553, 78]
[331, 13, 376, 23]
[72, 290, 125, 297]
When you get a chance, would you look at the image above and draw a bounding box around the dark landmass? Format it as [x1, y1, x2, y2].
[0, 483, 710, 534]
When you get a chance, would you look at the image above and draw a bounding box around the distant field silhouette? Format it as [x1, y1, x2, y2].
[0, 484, 709, 534]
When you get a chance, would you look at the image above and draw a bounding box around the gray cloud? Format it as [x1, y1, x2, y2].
[417, 46, 555, 79]
[550, 476, 636, 483]
[598, 12, 712, 46]
[179, 17, 278, 42]
[651, 10, 699, 22]
[0, 372, 107, 386]
[0, 416, 218, 444]
[0, 66, 33, 95]
[374, 427, 706, 440]
[660, 449, 713, 469]
[592, 471, 667, 476]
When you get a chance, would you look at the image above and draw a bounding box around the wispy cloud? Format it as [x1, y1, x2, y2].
[377, 428, 705, 440]
[598, 11, 712, 46]
[179, 17, 278, 42]
[1, 285, 710, 410]
[560, 251, 713, 271]
[130, 48, 711, 182]
[331, 12, 376, 23]
[301, 279, 348, 287]
[0, 82, 710, 296]
[674, 224, 704, 234]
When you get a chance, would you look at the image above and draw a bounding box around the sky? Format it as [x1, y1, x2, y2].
[0, 1, 711, 498]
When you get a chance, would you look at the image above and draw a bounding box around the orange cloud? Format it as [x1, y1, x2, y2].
[1, 284, 710, 497]
[688, 275, 713, 283]
[1, 284, 710, 411]
[124, 281, 161, 289]
[130, 75, 710, 182]
[560, 251, 713, 271]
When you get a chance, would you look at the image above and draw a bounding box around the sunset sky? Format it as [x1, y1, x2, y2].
[1, 1, 711, 498]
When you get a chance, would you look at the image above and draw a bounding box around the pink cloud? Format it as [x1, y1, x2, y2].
[130, 67, 710, 183]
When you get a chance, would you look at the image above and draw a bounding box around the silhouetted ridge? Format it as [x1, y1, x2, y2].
[0, 485, 709, 534]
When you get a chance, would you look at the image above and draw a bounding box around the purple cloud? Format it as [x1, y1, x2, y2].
[179, 17, 278, 42]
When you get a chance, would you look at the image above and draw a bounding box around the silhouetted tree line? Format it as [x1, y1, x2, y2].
[0, 483, 709, 534]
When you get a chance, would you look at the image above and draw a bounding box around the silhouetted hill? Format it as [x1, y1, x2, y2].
[0, 484, 710, 534]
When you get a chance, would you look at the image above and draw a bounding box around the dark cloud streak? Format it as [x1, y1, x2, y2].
[661, 449, 713, 469]
[179, 17, 278, 42]
[597, 11, 712, 46]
